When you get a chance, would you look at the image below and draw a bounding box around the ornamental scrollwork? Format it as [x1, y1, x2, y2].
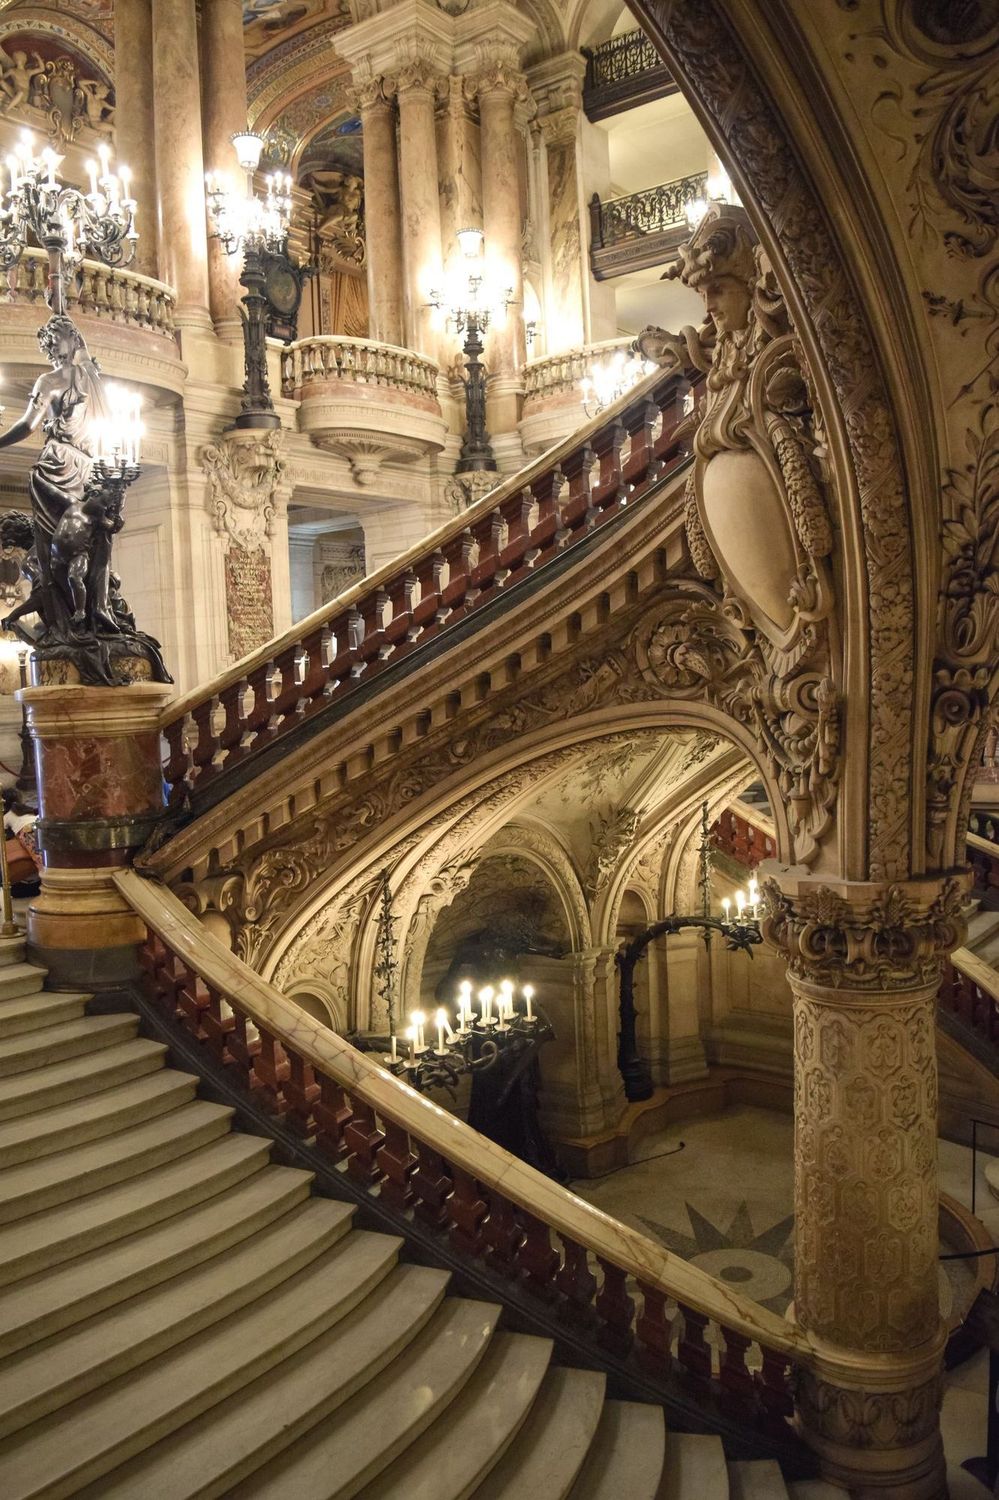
[201, 430, 286, 551]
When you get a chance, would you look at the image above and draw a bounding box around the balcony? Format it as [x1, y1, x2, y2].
[520, 338, 635, 454]
[589, 171, 707, 280]
[280, 336, 449, 484]
[582, 29, 678, 122]
[0, 247, 183, 394]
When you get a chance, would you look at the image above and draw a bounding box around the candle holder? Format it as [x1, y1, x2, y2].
[388, 983, 552, 1098]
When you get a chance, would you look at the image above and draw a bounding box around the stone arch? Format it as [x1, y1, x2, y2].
[280, 981, 344, 1031]
[0, 14, 113, 79]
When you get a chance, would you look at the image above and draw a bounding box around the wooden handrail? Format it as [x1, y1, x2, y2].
[160, 360, 697, 809]
[117, 866, 813, 1387]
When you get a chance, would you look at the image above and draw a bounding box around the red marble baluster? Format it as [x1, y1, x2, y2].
[411, 1142, 453, 1228]
[188, 697, 218, 787]
[677, 1303, 713, 1382]
[202, 983, 234, 1067]
[385, 571, 420, 653]
[314, 1074, 353, 1162]
[636, 1282, 674, 1377]
[241, 659, 279, 753]
[555, 1235, 598, 1320]
[162, 719, 192, 807]
[343, 1096, 385, 1186]
[226, 1006, 261, 1096]
[377, 1119, 416, 1210]
[756, 1346, 794, 1425]
[559, 444, 595, 535]
[517, 1211, 559, 1298]
[216, 678, 249, 770]
[621, 393, 657, 490]
[449, 1167, 487, 1257]
[590, 418, 626, 512]
[177, 966, 211, 1041]
[283, 1049, 319, 1136]
[482, 1192, 524, 1277]
[595, 1257, 634, 1353]
[719, 1325, 756, 1405]
[251, 1026, 289, 1117]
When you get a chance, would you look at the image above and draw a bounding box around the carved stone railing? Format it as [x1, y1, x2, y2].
[120, 867, 812, 1456]
[280, 337, 440, 401]
[1, 246, 177, 340]
[712, 803, 778, 869]
[590, 172, 708, 280]
[582, 28, 678, 121]
[523, 338, 636, 401]
[161, 362, 698, 813]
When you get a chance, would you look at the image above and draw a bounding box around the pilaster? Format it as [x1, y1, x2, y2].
[528, 54, 588, 354]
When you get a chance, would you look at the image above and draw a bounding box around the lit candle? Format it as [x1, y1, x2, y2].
[404, 1026, 416, 1063]
[721, 897, 731, 922]
[435, 1007, 447, 1055]
[735, 891, 746, 921]
[97, 141, 111, 181]
[85, 159, 98, 197]
[390, 1035, 398, 1063]
[411, 1009, 426, 1051]
[7, 155, 19, 192]
[119, 163, 131, 200]
[523, 984, 534, 1022]
[479, 986, 494, 1024]
[41, 148, 57, 188]
[500, 979, 514, 1020]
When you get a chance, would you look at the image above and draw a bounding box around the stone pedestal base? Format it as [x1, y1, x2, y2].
[27, 867, 147, 988]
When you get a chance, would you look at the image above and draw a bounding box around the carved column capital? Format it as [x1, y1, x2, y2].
[392, 55, 448, 101]
[472, 57, 529, 105]
[536, 104, 579, 148]
[348, 71, 396, 114]
[760, 868, 968, 992]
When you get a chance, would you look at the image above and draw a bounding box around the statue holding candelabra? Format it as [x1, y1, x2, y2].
[0, 132, 170, 685]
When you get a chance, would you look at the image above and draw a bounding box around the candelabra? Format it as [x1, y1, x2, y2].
[387, 978, 552, 1096]
[430, 230, 513, 474]
[615, 801, 763, 1101]
[0, 132, 137, 314]
[205, 132, 294, 430]
[580, 347, 654, 418]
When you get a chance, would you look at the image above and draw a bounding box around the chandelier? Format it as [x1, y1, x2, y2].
[388, 978, 552, 1094]
[0, 132, 137, 305]
[580, 347, 655, 417]
[205, 131, 293, 254]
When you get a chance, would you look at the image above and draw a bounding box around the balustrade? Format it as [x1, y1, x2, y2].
[162, 363, 697, 811]
[590, 172, 708, 280]
[940, 950, 999, 1052]
[582, 28, 677, 122]
[711, 806, 778, 869]
[121, 868, 809, 1449]
[1, 246, 177, 340]
[523, 338, 636, 402]
[281, 336, 440, 400]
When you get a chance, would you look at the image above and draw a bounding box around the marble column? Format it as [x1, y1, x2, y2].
[114, 0, 159, 279]
[394, 62, 445, 360]
[20, 685, 173, 986]
[200, 0, 248, 340]
[356, 75, 404, 348]
[151, 0, 212, 330]
[764, 869, 964, 1500]
[476, 61, 526, 439]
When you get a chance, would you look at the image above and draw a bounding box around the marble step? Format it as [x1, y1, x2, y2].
[0, 1098, 235, 1222]
[0, 1013, 139, 1079]
[0, 1227, 408, 1499]
[361, 1329, 553, 1500]
[659, 1431, 729, 1499]
[0, 1133, 273, 1286]
[0, 1163, 315, 1356]
[232, 1296, 502, 1500]
[566, 1400, 666, 1500]
[0, 935, 27, 968]
[85, 1263, 450, 1500]
[0, 965, 51, 1003]
[0, 1068, 198, 1167]
[0, 1196, 356, 1440]
[0, 990, 86, 1039]
[472, 1366, 607, 1500]
[0, 1037, 167, 1122]
[729, 1459, 790, 1498]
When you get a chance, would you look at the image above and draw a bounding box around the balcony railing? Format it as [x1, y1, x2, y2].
[1, 246, 177, 341]
[281, 336, 440, 401]
[590, 172, 708, 280]
[122, 868, 811, 1465]
[582, 29, 677, 122]
[523, 338, 635, 403]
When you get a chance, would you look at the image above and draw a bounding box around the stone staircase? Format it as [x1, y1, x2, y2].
[0, 938, 836, 1499]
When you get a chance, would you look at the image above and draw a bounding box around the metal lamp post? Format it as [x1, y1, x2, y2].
[205, 131, 293, 430]
[431, 229, 512, 474]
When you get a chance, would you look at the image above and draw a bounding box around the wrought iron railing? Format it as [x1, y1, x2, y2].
[582, 29, 677, 121]
[590, 172, 707, 280]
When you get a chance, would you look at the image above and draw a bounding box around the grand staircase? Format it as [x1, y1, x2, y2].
[0, 936, 836, 1499]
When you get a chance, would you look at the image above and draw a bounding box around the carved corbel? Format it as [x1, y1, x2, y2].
[201, 428, 287, 551]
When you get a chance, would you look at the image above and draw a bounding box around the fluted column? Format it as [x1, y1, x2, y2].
[355, 75, 404, 348]
[114, 0, 159, 279]
[200, 0, 248, 340]
[395, 61, 444, 359]
[476, 60, 526, 438]
[151, 0, 211, 329]
[764, 870, 964, 1500]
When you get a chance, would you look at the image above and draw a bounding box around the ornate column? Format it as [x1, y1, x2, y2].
[764, 871, 964, 1499]
[151, 0, 212, 330]
[20, 686, 173, 987]
[200, 0, 249, 340]
[354, 75, 405, 348]
[529, 55, 588, 354]
[114, 0, 159, 279]
[475, 57, 528, 441]
[394, 61, 445, 360]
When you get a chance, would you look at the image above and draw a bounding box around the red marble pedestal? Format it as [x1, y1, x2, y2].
[18, 684, 173, 986]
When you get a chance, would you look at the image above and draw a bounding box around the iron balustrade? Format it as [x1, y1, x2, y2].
[590, 173, 708, 280]
[582, 29, 678, 121]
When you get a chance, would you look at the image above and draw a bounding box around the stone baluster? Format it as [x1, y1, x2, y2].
[763, 870, 965, 1499]
[114, 0, 160, 279]
[151, 0, 212, 331]
[394, 60, 446, 360]
[200, 0, 249, 341]
[354, 75, 405, 348]
[475, 58, 528, 445]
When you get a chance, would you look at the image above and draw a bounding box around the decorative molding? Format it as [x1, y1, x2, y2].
[201, 430, 286, 550]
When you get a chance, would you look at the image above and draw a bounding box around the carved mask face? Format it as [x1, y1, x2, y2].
[702, 274, 752, 335]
